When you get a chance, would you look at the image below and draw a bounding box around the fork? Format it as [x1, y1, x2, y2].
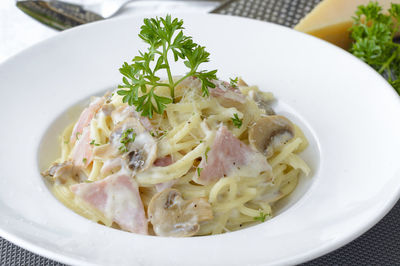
[16, 0, 229, 30]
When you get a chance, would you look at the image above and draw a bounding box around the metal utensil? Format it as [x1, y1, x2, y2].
[16, 0, 227, 31]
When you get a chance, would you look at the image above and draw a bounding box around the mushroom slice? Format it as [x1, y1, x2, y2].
[249, 116, 295, 158]
[148, 188, 213, 237]
[249, 90, 275, 115]
[41, 161, 86, 184]
[95, 117, 157, 173]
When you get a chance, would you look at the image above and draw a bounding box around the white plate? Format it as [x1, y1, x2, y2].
[0, 13, 400, 266]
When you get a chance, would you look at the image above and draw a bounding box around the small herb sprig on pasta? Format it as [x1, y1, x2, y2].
[117, 15, 218, 118]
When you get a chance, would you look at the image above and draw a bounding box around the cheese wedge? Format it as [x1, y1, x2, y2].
[294, 0, 400, 49]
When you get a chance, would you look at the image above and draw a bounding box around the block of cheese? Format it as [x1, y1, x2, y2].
[294, 0, 400, 49]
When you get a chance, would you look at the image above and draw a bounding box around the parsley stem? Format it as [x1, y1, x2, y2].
[378, 51, 397, 74]
[173, 72, 194, 89]
[391, 21, 400, 39]
[392, 43, 400, 49]
[162, 43, 175, 101]
[154, 82, 171, 88]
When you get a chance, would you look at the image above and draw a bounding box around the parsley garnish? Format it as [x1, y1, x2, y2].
[89, 140, 100, 146]
[230, 77, 238, 88]
[117, 15, 218, 118]
[231, 113, 243, 128]
[149, 129, 166, 138]
[197, 167, 203, 176]
[119, 128, 136, 153]
[205, 146, 210, 162]
[76, 132, 81, 140]
[350, 2, 400, 94]
[254, 211, 270, 222]
[82, 158, 87, 164]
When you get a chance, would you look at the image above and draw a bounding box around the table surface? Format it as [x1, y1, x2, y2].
[1, 0, 400, 265]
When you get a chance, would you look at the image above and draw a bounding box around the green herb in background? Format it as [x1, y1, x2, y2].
[117, 15, 218, 118]
[350, 2, 400, 94]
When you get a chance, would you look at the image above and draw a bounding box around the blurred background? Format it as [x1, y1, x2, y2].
[0, 0, 321, 63]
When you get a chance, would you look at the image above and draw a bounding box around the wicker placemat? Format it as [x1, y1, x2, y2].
[2, 0, 400, 265]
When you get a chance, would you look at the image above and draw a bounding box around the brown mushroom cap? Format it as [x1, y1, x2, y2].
[249, 115, 295, 158]
[41, 161, 86, 184]
[148, 188, 213, 237]
[249, 90, 276, 115]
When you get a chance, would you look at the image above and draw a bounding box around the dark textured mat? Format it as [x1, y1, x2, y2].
[3, 0, 400, 265]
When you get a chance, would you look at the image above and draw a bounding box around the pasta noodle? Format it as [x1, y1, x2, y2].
[42, 77, 311, 236]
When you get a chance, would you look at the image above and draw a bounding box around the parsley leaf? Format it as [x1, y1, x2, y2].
[205, 146, 210, 162]
[231, 113, 243, 128]
[254, 211, 270, 222]
[230, 77, 239, 88]
[117, 15, 218, 118]
[350, 2, 400, 94]
[197, 167, 203, 176]
[89, 140, 100, 146]
[119, 128, 136, 153]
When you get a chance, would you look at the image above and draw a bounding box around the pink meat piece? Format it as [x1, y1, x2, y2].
[70, 173, 148, 234]
[209, 80, 246, 107]
[197, 126, 270, 185]
[179, 76, 245, 106]
[70, 96, 105, 144]
[113, 105, 153, 131]
[71, 127, 93, 167]
[153, 155, 173, 167]
[177, 76, 202, 89]
[153, 156, 175, 192]
[137, 114, 153, 132]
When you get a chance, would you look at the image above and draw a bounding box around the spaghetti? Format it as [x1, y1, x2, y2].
[42, 77, 310, 236]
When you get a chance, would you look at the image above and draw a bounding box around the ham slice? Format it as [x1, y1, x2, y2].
[70, 96, 105, 144]
[209, 80, 246, 108]
[112, 105, 153, 131]
[153, 156, 175, 192]
[153, 155, 173, 167]
[70, 173, 148, 234]
[178, 76, 245, 108]
[71, 127, 93, 167]
[197, 126, 271, 185]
